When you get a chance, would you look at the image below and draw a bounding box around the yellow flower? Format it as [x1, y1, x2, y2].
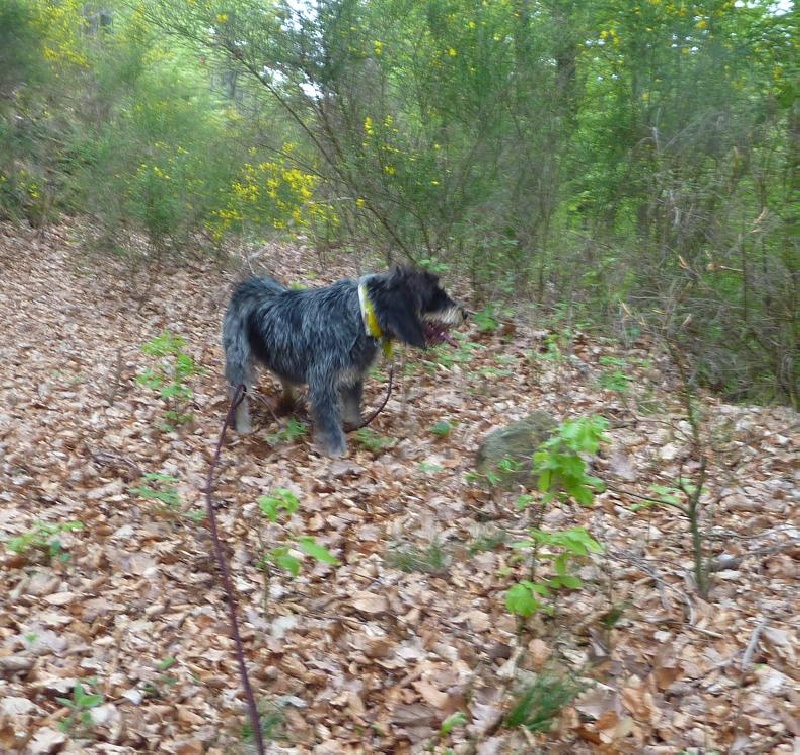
[216, 12, 228, 23]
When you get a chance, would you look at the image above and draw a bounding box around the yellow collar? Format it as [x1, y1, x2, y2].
[358, 281, 393, 358]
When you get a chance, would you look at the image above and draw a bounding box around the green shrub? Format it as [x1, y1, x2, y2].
[5, 520, 84, 564]
[504, 674, 581, 733]
[137, 331, 202, 430]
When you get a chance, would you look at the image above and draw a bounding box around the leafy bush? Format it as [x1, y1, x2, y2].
[57, 678, 105, 738]
[502, 416, 608, 621]
[5, 520, 84, 564]
[137, 331, 202, 430]
[257, 489, 338, 579]
[504, 674, 581, 733]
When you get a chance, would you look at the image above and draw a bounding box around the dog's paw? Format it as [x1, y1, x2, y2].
[316, 433, 347, 458]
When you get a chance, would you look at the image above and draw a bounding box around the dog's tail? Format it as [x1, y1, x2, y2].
[222, 277, 283, 387]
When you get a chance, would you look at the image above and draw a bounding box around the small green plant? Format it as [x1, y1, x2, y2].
[468, 531, 507, 555]
[598, 369, 631, 393]
[129, 472, 181, 507]
[441, 711, 467, 735]
[473, 305, 500, 333]
[129, 473, 203, 522]
[242, 699, 286, 744]
[137, 331, 202, 430]
[255, 489, 338, 636]
[502, 416, 608, 621]
[532, 416, 608, 504]
[539, 333, 565, 364]
[351, 427, 396, 454]
[429, 419, 455, 438]
[469, 364, 515, 381]
[598, 355, 627, 369]
[598, 356, 632, 393]
[6, 520, 84, 564]
[467, 453, 528, 488]
[266, 417, 308, 446]
[425, 709, 468, 751]
[57, 678, 105, 737]
[257, 489, 338, 582]
[418, 461, 444, 473]
[385, 541, 448, 575]
[494, 456, 526, 486]
[425, 339, 480, 370]
[505, 527, 603, 617]
[142, 656, 179, 699]
[258, 488, 300, 521]
[631, 478, 712, 594]
[503, 674, 580, 732]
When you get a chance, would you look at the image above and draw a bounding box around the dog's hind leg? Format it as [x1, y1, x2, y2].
[309, 382, 347, 457]
[225, 358, 255, 434]
[340, 380, 363, 428]
[223, 310, 257, 433]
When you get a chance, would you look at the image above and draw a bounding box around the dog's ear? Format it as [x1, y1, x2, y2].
[382, 293, 426, 348]
[377, 270, 427, 348]
[387, 308, 425, 349]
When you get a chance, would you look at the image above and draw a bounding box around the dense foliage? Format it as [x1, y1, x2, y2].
[0, 0, 796, 404]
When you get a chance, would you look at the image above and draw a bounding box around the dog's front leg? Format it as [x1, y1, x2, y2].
[232, 387, 254, 433]
[309, 382, 347, 457]
[340, 380, 363, 429]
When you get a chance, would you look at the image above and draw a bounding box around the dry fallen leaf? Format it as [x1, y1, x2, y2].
[351, 591, 390, 615]
[26, 727, 67, 755]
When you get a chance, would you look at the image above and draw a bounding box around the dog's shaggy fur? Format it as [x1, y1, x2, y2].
[223, 266, 465, 456]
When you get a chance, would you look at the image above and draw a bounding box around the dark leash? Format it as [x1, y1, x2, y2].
[203, 384, 266, 755]
[353, 362, 394, 430]
[202, 361, 394, 754]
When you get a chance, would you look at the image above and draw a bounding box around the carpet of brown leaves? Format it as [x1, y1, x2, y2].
[0, 222, 797, 754]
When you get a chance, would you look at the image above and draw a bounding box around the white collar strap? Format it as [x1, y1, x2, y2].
[358, 279, 383, 339]
[358, 278, 393, 357]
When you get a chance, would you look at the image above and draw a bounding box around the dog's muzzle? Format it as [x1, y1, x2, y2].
[423, 307, 468, 347]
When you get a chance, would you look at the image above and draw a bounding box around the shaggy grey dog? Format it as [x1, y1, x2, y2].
[223, 266, 466, 456]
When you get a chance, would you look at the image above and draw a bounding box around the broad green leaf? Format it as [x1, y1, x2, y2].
[441, 711, 468, 735]
[296, 537, 339, 565]
[274, 552, 301, 577]
[505, 582, 541, 618]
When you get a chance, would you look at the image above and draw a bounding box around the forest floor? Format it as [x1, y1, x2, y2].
[0, 221, 797, 754]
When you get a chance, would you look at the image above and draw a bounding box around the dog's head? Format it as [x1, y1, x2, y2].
[370, 266, 466, 349]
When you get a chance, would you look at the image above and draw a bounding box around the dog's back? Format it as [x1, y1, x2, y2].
[223, 276, 287, 387]
[223, 275, 368, 386]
